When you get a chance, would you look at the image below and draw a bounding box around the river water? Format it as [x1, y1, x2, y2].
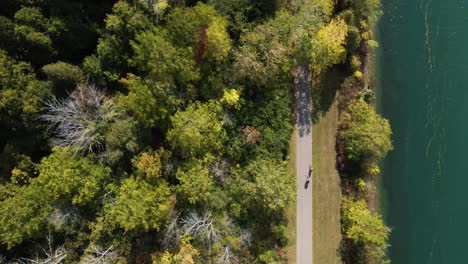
[377, 0, 468, 263]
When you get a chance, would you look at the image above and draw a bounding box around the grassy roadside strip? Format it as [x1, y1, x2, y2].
[312, 101, 342, 264]
[286, 129, 297, 263]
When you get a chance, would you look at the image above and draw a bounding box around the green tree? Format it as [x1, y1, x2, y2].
[35, 147, 112, 206]
[10, 154, 34, 186]
[166, 2, 231, 63]
[100, 117, 140, 165]
[171, 236, 199, 263]
[13, 6, 65, 65]
[176, 158, 213, 205]
[341, 98, 393, 161]
[42, 61, 84, 93]
[208, 0, 256, 38]
[0, 185, 50, 249]
[245, 159, 294, 213]
[0, 49, 52, 133]
[342, 198, 390, 263]
[257, 249, 285, 264]
[162, 3, 232, 99]
[167, 102, 225, 159]
[0, 144, 33, 182]
[110, 177, 174, 232]
[134, 0, 169, 19]
[347, 0, 382, 23]
[118, 74, 180, 128]
[290, 0, 334, 62]
[232, 88, 293, 162]
[203, 16, 231, 63]
[221, 88, 240, 108]
[130, 29, 199, 96]
[342, 198, 390, 246]
[230, 158, 294, 216]
[233, 10, 293, 88]
[83, 1, 152, 86]
[0, 16, 16, 55]
[0, 147, 111, 248]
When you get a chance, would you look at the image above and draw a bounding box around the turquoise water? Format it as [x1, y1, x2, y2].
[377, 0, 468, 263]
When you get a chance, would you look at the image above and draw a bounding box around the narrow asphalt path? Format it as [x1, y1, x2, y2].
[295, 64, 313, 264]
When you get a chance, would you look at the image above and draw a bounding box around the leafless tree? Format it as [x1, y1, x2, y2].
[40, 83, 120, 153]
[135, 0, 168, 21]
[47, 206, 82, 233]
[217, 246, 238, 264]
[239, 229, 252, 248]
[162, 211, 182, 249]
[181, 211, 220, 244]
[98, 190, 117, 206]
[221, 111, 235, 127]
[81, 245, 118, 264]
[19, 234, 67, 264]
[181, 211, 221, 261]
[210, 159, 231, 186]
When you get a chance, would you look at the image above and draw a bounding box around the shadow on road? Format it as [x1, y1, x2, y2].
[296, 65, 346, 137]
[296, 64, 312, 137]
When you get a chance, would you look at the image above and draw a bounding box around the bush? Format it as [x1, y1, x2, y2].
[42, 61, 84, 92]
[341, 98, 393, 162]
[342, 198, 390, 264]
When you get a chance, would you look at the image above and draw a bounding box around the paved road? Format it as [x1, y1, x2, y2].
[295, 64, 313, 264]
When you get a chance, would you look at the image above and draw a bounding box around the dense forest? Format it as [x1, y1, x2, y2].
[0, 0, 391, 263]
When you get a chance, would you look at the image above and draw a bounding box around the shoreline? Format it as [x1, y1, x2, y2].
[335, 12, 393, 263]
[371, 20, 390, 222]
[367, 23, 382, 213]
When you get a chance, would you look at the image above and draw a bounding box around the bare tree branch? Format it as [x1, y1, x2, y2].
[19, 234, 67, 264]
[181, 211, 220, 245]
[47, 206, 83, 233]
[40, 84, 120, 153]
[162, 212, 182, 249]
[217, 246, 237, 264]
[209, 159, 231, 186]
[239, 229, 252, 248]
[81, 245, 118, 264]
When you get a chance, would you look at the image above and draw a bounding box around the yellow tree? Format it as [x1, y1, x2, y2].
[221, 88, 240, 108]
[342, 198, 390, 263]
[203, 15, 231, 63]
[173, 237, 199, 264]
[153, 237, 199, 264]
[312, 17, 348, 71]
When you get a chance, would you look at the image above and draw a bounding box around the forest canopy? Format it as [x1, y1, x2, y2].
[0, 0, 386, 262]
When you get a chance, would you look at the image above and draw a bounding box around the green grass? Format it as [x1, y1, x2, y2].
[312, 100, 342, 264]
[286, 129, 297, 263]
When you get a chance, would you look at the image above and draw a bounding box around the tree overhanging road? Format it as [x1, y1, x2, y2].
[296, 64, 313, 264]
